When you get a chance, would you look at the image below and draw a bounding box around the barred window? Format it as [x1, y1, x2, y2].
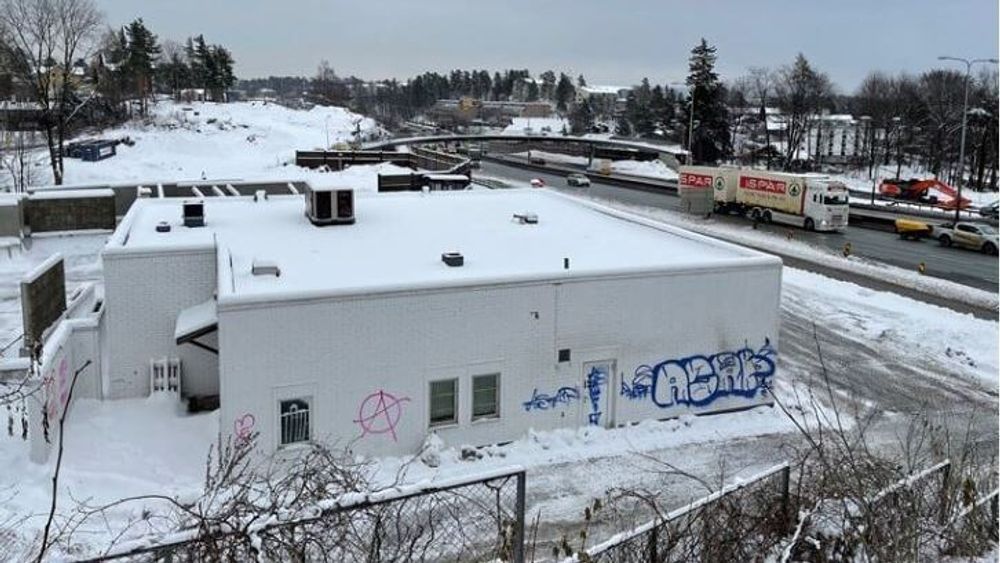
[279, 398, 310, 445]
[472, 374, 500, 420]
[429, 379, 458, 426]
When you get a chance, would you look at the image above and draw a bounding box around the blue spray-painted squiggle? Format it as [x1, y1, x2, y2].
[585, 365, 608, 425]
[621, 339, 776, 408]
[523, 386, 580, 412]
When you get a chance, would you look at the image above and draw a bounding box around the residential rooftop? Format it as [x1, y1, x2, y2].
[107, 188, 776, 304]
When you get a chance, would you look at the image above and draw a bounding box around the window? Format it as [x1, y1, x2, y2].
[429, 379, 458, 426]
[558, 349, 571, 363]
[472, 374, 500, 420]
[279, 398, 311, 445]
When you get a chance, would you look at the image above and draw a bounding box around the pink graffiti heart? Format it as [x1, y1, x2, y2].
[234, 413, 255, 442]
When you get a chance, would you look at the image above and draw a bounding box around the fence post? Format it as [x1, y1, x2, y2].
[780, 464, 792, 531]
[512, 470, 526, 563]
[647, 520, 658, 563]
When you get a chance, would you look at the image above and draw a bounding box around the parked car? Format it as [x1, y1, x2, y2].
[936, 222, 999, 255]
[566, 173, 591, 187]
[530, 178, 545, 188]
[979, 200, 999, 220]
[894, 218, 933, 240]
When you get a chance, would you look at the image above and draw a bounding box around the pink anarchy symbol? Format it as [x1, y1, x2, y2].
[354, 390, 410, 441]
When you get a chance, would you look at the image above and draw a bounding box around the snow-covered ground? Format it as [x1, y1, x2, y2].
[0, 104, 995, 559]
[514, 150, 679, 180]
[3, 100, 403, 192]
[501, 117, 569, 136]
[0, 219, 995, 559]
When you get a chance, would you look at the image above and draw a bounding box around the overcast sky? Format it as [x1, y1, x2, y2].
[95, 0, 998, 92]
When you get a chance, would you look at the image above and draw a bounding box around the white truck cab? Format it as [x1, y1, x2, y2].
[799, 179, 850, 231]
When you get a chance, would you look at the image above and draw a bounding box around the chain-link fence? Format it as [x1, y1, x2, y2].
[571, 462, 792, 563]
[76, 467, 526, 563]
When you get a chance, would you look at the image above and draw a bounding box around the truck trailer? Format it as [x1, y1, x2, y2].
[679, 166, 849, 232]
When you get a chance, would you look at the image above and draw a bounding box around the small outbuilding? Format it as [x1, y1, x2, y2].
[101, 188, 782, 456]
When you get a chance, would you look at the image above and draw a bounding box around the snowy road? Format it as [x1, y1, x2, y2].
[478, 159, 1000, 293]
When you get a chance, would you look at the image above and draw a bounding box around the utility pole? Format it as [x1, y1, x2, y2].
[937, 55, 998, 222]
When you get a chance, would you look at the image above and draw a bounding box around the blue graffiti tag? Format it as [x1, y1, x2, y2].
[585, 365, 608, 425]
[621, 339, 776, 408]
[523, 386, 580, 412]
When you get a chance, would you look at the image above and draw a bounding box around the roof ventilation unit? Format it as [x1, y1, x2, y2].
[155, 221, 171, 233]
[441, 252, 464, 267]
[183, 201, 205, 227]
[304, 185, 355, 226]
[251, 259, 281, 277]
[253, 189, 268, 202]
[513, 212, 538, 224]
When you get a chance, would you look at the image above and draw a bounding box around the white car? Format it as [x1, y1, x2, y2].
[530, 178, 545, 188]
[936, 222, 999, 255]
[566, 173, 591, 187]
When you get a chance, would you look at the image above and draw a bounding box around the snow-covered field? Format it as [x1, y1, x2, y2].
[4, 100, 410, 192]
[0, 103, 995, 558]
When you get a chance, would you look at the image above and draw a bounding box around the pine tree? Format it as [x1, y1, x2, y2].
[539, 70, 556, 100]
[555, 73, 575, 112]
[684, 38, 731, 163]
[569, 98, 594, 134]
[123, 18, 160, 115]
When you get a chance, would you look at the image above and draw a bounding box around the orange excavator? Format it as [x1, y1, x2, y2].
[879, 178, 972, 209]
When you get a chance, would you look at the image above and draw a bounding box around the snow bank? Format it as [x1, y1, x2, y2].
[502, 117, 568, 136]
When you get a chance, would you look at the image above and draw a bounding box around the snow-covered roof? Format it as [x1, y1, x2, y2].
[581, 85, 629, 95]
[107, 189, 774, 305]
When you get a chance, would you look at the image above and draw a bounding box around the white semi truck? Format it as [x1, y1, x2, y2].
[679, 166, 850, 232]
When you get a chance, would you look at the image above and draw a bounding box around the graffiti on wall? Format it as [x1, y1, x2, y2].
[234, 413, 256, 443]
[584, 365, 608, 425]
[522, 386, 580, 412]
[621, 339, 776, 408]
[43, 355, 69, 421]
[354, 389, 411, 441]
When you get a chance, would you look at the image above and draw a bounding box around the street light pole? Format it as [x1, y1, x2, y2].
[687, 87, 696, 158]
[937, 55, 999, 222]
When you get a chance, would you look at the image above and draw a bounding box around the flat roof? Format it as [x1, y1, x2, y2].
[108, 189, 776, 304]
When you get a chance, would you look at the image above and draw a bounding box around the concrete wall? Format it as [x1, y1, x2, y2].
[20, 256, 66, 349]
[0, 197, 24, 237]
[102, 248, 219, 399]
[24, 195, 116, 232]
[218, 264, 781, 458]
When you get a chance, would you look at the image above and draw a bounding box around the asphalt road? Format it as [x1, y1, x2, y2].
[477, 159, 999, 293]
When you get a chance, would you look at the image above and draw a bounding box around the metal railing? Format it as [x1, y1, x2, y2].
[75, 467, 527, 563]
[567, 462, 792, 563]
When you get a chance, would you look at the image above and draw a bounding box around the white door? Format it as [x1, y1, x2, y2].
[582, 360, 614, 428]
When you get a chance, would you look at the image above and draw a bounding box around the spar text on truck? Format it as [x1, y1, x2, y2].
[679, 166, 850, 232]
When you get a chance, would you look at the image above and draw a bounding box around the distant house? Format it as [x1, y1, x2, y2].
[575, 85, 631, 117]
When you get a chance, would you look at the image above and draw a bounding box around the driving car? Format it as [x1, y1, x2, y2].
[530, 178, 545, 188]
[979, 200, 999, 220]
[566, 173, 591, 187]
[936, 221, 998, 255]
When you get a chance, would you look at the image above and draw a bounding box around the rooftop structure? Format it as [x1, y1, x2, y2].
[108, 189, 757, 304]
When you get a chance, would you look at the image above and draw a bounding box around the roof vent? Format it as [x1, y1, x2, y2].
[513, 212, 538, 224]
[441, 252, 464, 267]
[304, 185, 355, 226]
[251, 259, 281, 277]
[183, 201, 205, 227]
[155, 221, 171, 233]
[253, 189, 268, 202]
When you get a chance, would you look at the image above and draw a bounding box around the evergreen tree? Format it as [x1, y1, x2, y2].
[525, 80, 539, 102]
[684, 38, 731, 163]
[539, 70, 556, 100]
[569, 98, 594, 134]
[123, 18, 160, 115]
[555, 73, 575, 111]
[577, 74, 587, 88]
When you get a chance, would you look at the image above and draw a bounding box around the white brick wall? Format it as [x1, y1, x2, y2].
[103, 248, 219, 399]
[218, 263, 781, 458]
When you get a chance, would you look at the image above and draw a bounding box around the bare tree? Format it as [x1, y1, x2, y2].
[773, 53, 834, 170]
[0, 0, 102, 185]
[747, 66, 774, 169]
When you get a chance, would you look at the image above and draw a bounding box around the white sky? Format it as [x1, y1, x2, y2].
[95, 0, 999, 91]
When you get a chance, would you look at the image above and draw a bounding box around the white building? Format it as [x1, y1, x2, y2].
[100, 189, 782, 457]
[575, 85, 631, 116]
